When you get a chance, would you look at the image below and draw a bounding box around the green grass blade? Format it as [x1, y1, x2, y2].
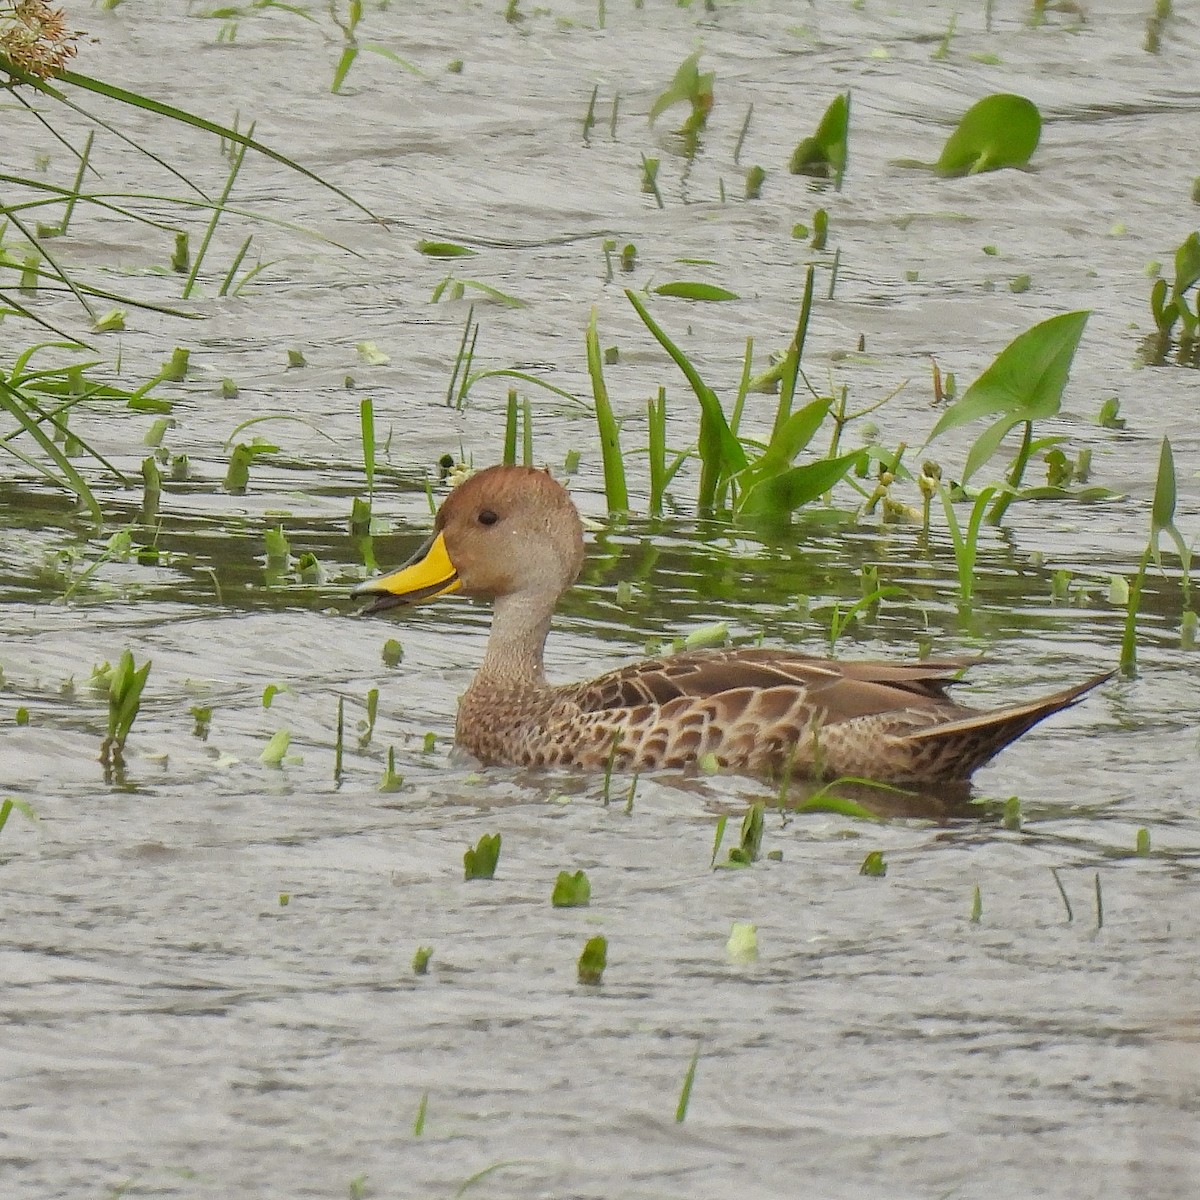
[586, 308, 628, 512]
[183, 120, 253, 299]
[50, 68, 382, 222]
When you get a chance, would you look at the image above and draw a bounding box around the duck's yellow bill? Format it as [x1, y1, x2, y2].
[353, 530, 462, 614]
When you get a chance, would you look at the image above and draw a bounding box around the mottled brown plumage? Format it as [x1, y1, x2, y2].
[353, 465, 1109, 784]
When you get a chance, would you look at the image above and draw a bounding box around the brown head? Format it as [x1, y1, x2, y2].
[353, 465, 585, 614]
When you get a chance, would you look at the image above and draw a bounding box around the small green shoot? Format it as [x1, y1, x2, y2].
[726, 921, 758, 963]
[970, 885, 982, 923]
[190, 705, 212, 739]
[1121, 438, 1192, 674]
[464, 833, 501, 881]
[1050, 866, 1074, 922]
[551, 869, 591, 907]
[0, 797, 36, 839]
[939, 483, 998, 609]
[788, 91, 849, 188]
[859, 850, 887, 877]
[675, 1045, 701, 1123]
[358, 687, 378, 748]
[382, 638, 404, 667]
[334, 696, 344, 781]
[259, 729, 290, 767]
[648, 50, 714, 137]
[1003, 796, 1022, 830]
[718, 803, 764, 868]
[710, 813, 728, 866]
[224, 440, 279, 494]
[1144, 231, 1200, 365]
[1136, 827, 1150, 856]
[100, 649, 151, 769]
[585, 309, 628, 512]
[412, 948, 433, 976]
[379, 747, 404, 792]
[577, 935, 608, 985]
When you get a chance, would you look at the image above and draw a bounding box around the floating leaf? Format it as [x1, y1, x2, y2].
[652, 281, 740, 302]
[936, 93, 1041, 177]
[416, 240, 477, 258]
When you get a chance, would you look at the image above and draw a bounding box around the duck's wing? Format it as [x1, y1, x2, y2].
[566, 647, 979, 725]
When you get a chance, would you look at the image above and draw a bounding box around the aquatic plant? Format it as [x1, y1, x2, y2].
[675, 1045, 701, 1122]
[577, 935, 607, 985]
[648, 50, 713, 138]
[935, 94, 1041, 177]
[259, 728, 290, 766]
[378, 747, 403, 792]
[99, 647, 151, 769]
[714, 802, 765, 869]
[463, 832, 501, 880]
[928, 310, 1091, 523]
[939, 482, 999, 609]
[788, 91, 849, 188]
[551, 869, 591, 907]
[327, 0, 420, 94]
[0, 797, 35, 840]
[1120, 438, 1193, 674]
[859, 850, 887, 877]
[726, 922, 758, 963]
[1144, 231, 1200, 366]
[623, 284, 868, 521]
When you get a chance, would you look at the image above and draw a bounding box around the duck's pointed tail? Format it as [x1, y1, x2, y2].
[902, 671, 1113, 781]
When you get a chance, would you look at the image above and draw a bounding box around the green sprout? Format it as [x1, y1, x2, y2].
[99, 648, 151, 769]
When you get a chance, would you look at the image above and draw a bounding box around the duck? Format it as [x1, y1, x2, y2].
[352, 464, 1110, 785]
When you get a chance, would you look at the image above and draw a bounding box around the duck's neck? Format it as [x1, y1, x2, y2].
[475, 590, 554, 688]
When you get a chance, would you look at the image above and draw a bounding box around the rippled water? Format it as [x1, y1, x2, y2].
[3, 2, 1200, 1197]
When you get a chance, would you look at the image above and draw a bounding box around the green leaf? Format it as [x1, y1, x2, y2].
[788, 91, 850, 183]
[652, 281, 740, 301]
[1151, 437, 1177, 534]
[929, 311, 1089, 481]
[739, 397, 833, 492]
[737, 448, 868, 518]
[416, 240, 477, 258]
[859, 850, 887, 877]
[586, 308, 628, 512]
[463, 832, 502, 881]
[726, 921, 759, 963]
[1171, 231, 1200, 308]
[648, 50, 713, 127]
[577, 935, 608, 985]
[936, 94, 1041, 176]
[551, 869, 591, 907]
[259, 729, 291, 766]
[624, 289, 747, 505]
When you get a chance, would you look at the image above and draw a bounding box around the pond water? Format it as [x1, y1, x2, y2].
[2, 1, 1199, 1197]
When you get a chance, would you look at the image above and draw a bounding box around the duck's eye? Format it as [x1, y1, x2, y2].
[477, 509, 499, 526]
